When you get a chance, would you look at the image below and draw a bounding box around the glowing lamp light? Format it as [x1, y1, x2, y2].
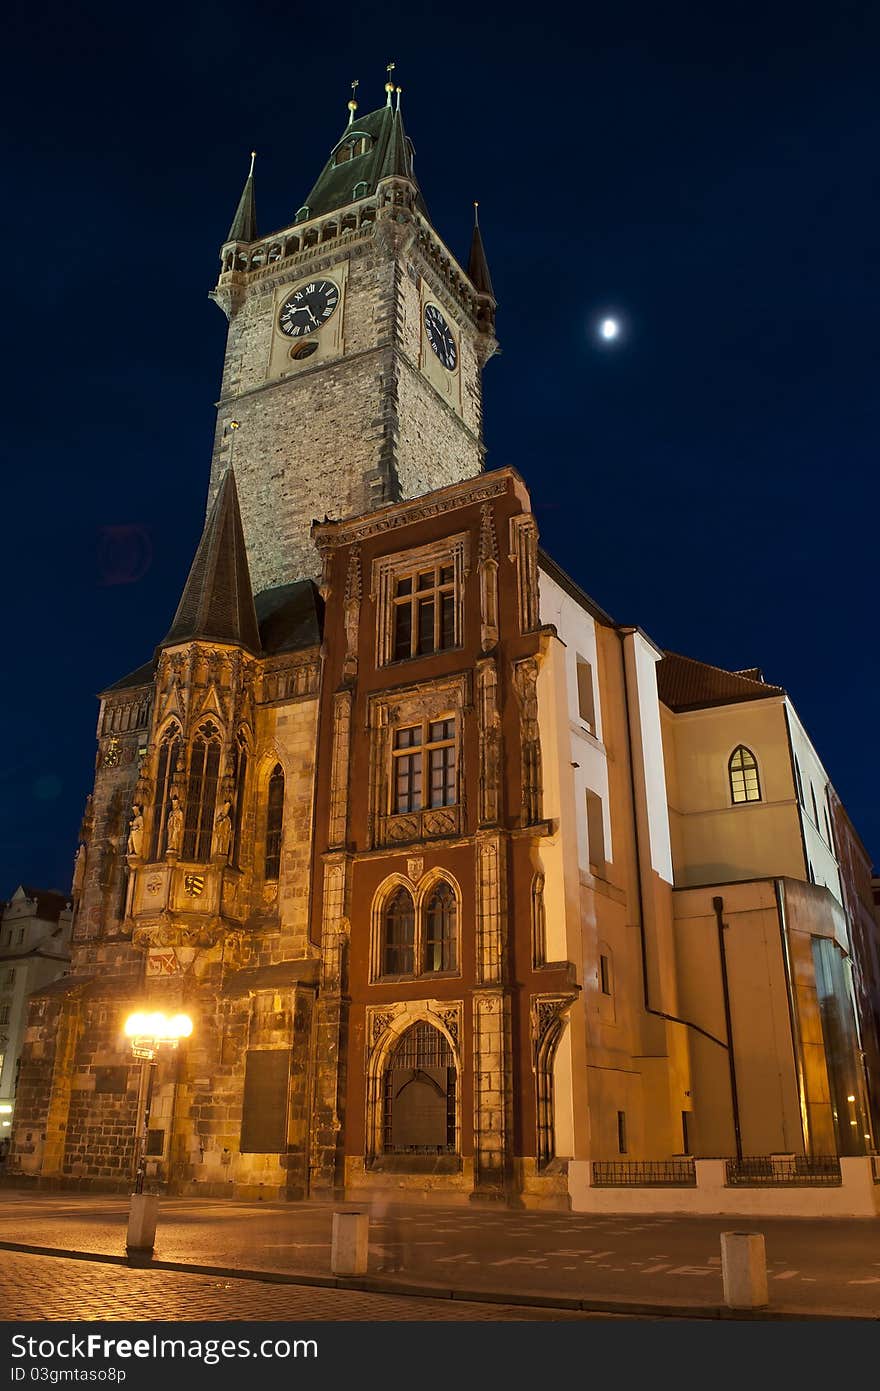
[124, 1011, 193, 1043]
[0, 1104, 13, 1115]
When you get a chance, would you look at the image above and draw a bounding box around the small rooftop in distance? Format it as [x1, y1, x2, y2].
[657, 651, 785, 712]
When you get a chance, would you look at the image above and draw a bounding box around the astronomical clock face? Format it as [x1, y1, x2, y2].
[424, 303, 457, 370]
[278, 280, 340, 337]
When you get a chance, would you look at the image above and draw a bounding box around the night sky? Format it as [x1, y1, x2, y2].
[3, 0, 878, 897]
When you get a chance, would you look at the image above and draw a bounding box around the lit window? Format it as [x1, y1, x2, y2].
[382, 887, 415, 976]
[182, 721, 222, 861]
[264, 765, 284, 881]
[392, 566, 456, 661]
[729, 745, 761, 804]
[392, 719, 456, 814]
[423, 882, 457, 973]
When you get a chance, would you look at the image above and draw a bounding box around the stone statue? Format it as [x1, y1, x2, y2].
[166, 794, 183, 853]
[212, 799, 233, 860]
[127, 804, 144, 858]
[71, 843, 87, 902]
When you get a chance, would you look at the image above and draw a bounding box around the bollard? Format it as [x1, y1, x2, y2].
[126, 1193, 159, 1253]
[331, 1210, 369, 1276]
[720, 1231, 768, 1309]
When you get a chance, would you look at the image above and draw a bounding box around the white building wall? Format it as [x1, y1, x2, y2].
[623, 631, 674, 885]
[785, 700, 843, 906]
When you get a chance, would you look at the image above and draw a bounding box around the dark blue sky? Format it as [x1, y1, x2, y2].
[2, 0, 878, 896]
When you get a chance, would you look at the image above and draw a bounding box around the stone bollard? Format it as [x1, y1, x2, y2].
[126, 1193, 159, 1254]
[331, 1210, 369, 1276]
[720, 1231, 768, 1309]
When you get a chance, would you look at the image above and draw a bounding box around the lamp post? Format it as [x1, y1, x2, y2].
[122, 1010, 193, 1252]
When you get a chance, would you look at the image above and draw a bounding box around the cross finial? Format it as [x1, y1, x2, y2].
[248, 151, 256, 178]
[348, 78, 359, 124]
[385, 60, 396, 105]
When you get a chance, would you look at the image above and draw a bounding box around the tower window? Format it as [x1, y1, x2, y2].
[150, 725, 181, 859]
[729, 745, 761, 804]
[332, 135, 371, 166]
[264, 764, 284, 881]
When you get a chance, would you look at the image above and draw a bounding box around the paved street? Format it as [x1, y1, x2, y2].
[0, 1189, 878, 1317]
[0, 1250, 598, 1321]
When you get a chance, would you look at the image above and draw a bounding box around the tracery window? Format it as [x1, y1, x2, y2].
[150, 724, 181, 859]
[422, 882, 456, 973]
[182, 721, 222, 861]
[232, 730, 249, 868]
[382, 887, 415, 976]
[729, 745, 761, 804]
[264, 764, 284, 881]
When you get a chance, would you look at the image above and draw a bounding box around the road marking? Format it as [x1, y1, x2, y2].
[772, 1271, 799, 1280]
[667, 1266, 714, 1276]
[434, 1254, 471, 1263]
[490, 1257, 548, 1267]
[847, 1277, 880, 1285]
[640, 1264, 672, 1274]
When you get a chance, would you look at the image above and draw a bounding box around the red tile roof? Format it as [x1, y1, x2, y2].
[657, 651, 784, 711]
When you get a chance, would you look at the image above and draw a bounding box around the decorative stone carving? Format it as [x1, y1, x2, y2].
[342, 545, 361, 680]
[478, 503, 499, 652]
[476, 658, 502, 826]
[165, 794, 183, 855]
[127, 805, 145, 858]
[406, 856, 424, 883]
[512, 657, 542, 826]
[530, 993, 577, 1170]
[71, 843, 87, 904]
[472, 989, 511, 1196]
[328, 690, 353, 849]
[211, 799, 233, 860]
[476, 833, 507, 986]
[508, 513, 540, 633]
[369, 1008, 397, 1048]
[102, 739, 121, 768]
[531, 870, 547, 967]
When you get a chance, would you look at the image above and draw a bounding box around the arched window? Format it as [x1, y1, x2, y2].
[264, 764, 284, 880]
[182, 721, 222, 860]
[382, 887, 415, 975]
[423, 881, 456, 973]
[150, 725, 181, 859]
[729, 745, 761, 804]
[383, 1022, 456, 1153]
[232, 731, 249, 868]
[333, 135, 371, 166]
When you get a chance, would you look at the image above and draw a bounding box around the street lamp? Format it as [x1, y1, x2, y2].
[123, 1010, 192, 1252]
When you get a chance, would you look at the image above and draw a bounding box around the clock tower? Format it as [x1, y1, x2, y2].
[209, 85, 498, 594]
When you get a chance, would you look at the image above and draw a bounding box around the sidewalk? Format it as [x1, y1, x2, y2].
[0, 1188, 878, 1319]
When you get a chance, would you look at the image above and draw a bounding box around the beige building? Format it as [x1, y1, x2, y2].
[0, 887, 71, 1133]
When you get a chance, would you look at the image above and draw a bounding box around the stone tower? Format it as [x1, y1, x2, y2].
[209, 88, 498, 593]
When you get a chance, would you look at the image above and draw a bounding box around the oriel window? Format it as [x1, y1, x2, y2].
[392, 718, 456, 814]
[151, 725, 181, 859]
[392, 564, 456, 661]
[182, 721, 222, 861]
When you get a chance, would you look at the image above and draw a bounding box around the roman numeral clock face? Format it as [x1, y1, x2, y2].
[424, 303, 458, 370]
[278, 280, 340, 337]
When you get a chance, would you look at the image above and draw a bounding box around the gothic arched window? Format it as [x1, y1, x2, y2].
[729, 745, 761, 804]
[382, 887, 415, 976]
[150, 725, 181, 859]
[264, 764, 284, 881]
[423, 881, 457, 973]
[383, 1022, 456, 1154]
[232, 731, 249, 868]
[182, 721, 222, 861]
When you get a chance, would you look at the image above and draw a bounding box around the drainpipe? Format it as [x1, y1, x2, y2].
[712, 895, 743, 1162]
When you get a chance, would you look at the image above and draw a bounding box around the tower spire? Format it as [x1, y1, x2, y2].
[468, 201, 495, 300]
[225, 152, 257, 244]
[385, 60, 396, 106]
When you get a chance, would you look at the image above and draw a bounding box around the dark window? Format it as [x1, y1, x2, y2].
[599, 954, 611, 995]
[681, 1111, 691, 1155]
[392, 719, 456, 814]
[145, 1129, 165, 1156]
[423, 882, 457, 973]
[264, 764, 284, 880]
[382, 888, 415, 976]
[94, 1066, 129, 1094]
[576, 656, 596, 730]
[617, 1110, 627, 1154]
[383, 1023, 456, 1153]
[240, 1049, 289, 1154]
[729, 745, 761, 804]
[150, 726, 181, 859]
[183, 722, 222, 860]
[390, 563, 457, 660]
[586, 789, 606, 873]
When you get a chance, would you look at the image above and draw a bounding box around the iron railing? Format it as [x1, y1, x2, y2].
[725, 1155, 841, 1186]
[592, 1159, 696, 1187]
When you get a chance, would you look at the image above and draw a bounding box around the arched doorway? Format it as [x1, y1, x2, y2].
[383, 1022, 456, 1154]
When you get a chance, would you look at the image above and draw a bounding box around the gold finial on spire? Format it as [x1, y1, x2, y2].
[474, 200, 479, 226]
[395, 85, 402, 112]
[248, 151, 256, 178]
[348, 78, 359, 124]
[385, 61, 396, 105]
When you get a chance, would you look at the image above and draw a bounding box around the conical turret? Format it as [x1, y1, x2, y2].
[225, 152, 258, 244]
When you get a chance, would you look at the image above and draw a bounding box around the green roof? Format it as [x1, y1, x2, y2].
[297, 104, 426, 222]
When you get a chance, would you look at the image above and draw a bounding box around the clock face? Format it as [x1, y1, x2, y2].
[424, 303, 458, 370]
[278, 279, 340, 337]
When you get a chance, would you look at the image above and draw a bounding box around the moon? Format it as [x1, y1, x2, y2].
[599, 317, 620, 341]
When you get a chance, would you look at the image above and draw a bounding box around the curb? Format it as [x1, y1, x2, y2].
[0, 1239, 873, 1321]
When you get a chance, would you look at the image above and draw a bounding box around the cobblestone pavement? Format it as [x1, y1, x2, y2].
[0, 1250, 598, 1321]
[1, 1190, 878, 1317]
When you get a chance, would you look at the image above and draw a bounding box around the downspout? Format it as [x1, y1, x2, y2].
[712, 895, 743, 1162]
[616, 629, 728, 1051]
